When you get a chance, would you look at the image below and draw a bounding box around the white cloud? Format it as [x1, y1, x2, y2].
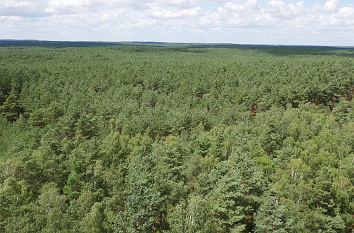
[323, 0, 340, 12]
[0, 0, 49, 17]
[148, 6, 204, 19]
[0, 0, 353, 45]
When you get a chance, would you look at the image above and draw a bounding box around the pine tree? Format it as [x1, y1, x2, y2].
[254, 194, 292, 233]
[0, 89, 23, 122]
[206, 152, 265, 232]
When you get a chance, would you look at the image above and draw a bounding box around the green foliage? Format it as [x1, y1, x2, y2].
[254, 194, 292, 233]
[35, 182, 68, 232]
[205, 153, 264, 232]
[0, 88, 23, 122]
[0, 46, 352, 232]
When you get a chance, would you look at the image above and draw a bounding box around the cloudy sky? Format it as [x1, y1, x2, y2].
[0, 0, 353, 46]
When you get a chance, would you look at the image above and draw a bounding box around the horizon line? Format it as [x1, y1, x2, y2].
[0, 39, 353, 49]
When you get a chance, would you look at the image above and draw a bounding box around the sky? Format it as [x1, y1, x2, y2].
[0, 0, 353, 46]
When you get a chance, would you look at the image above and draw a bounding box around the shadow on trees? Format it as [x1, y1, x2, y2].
[249, 47, 354, 58]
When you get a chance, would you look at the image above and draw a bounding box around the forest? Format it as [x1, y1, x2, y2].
[0, 45, 353, 232]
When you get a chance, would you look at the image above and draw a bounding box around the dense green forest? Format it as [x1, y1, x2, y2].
[0, 46, 353, 232]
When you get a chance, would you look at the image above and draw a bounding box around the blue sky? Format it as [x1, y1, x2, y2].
[0, 0, 353, 46]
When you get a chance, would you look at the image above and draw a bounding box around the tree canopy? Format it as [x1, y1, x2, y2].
[0, 46, 353, 232]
